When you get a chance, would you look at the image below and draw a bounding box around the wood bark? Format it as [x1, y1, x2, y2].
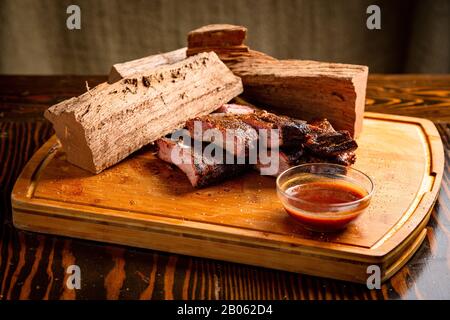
[45, 52, 243, 173]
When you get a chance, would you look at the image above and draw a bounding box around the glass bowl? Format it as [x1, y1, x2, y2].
[276, 163, 374, 232]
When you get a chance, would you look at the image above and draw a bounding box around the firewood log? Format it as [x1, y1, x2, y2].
[45, 52, 243, 173]
[187, 24, 368, 137]
[224, 56, 368, 137]
[106, 24, 368, 137]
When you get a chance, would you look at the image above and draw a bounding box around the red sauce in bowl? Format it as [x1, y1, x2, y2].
[283, 181, 370, 232]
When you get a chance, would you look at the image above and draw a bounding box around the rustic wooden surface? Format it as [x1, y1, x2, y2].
[0, 74, 449, 299]
[11, 114, 443, 284]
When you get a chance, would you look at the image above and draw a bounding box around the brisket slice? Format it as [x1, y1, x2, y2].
[254, 148, 356, 176]
[156, 138, 247, 188]
[185, 113, 258, 157]
[305, 119, 358, 157]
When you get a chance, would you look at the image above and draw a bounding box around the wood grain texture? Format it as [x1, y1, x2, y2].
[0, 74, 450, 299]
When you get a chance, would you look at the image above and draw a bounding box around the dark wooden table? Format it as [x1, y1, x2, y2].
[0, 75, 449, 300]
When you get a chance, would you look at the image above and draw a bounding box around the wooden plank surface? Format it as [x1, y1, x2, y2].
[0, 75, 449, 299]
[10, 112, 443, 274]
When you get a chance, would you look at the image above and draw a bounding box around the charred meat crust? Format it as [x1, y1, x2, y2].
[156, 105, 358, 187]
[189, 109, 357, 159]
[305, 130, 358, 156]
[304, 119, 358, 157]
[185, 114, 258, 156]
[239, 111, 310, 147]
[254, 148, 356, 177]
[156, 138, 247, 187]
[193, 162, 246, 188]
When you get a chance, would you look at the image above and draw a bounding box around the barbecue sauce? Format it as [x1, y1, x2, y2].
[283, 180, 369, 232]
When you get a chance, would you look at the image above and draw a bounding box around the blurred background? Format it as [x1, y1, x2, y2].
[1, 0, 448, 75]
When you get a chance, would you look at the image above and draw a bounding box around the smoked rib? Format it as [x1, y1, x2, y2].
[45, 52, 243, 174]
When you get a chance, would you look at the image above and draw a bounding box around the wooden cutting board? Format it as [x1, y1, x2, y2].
[11, 112, 444, 283]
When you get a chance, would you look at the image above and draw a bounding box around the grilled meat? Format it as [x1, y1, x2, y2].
[185, 113, 258, 157]
[305, 119, 358, 157]
[188, 110, 309, 149]
[254, 148, 304, 176]
[189, 109, 356, 157]
[254, 148, 355, 176]
[238, 110, 310, 148]
[156, 105, 357, 187]
[156, 138, 247, 188]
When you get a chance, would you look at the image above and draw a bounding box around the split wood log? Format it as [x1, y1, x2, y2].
[108, 24, 248, 84]
[187, 24, 247, 48]
[226, 57, 368, 137]
[187, 24, 368, 137]
[108, 47, 187, 83]
[45, 52, 243, 174]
